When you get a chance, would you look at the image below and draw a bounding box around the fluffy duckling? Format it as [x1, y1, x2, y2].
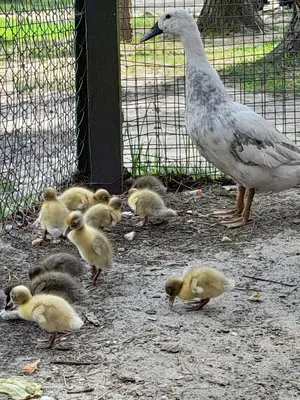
[38, 187, 69, 239]
[165, 267, 235, 310]
[65, 211, 113, 285]
[59, 187, 110, 212]
[3, 271, 85, 320]
[28, 253, 85, 280]
[8, 285, 83, 348]
[128, 188, 177, 226]
[84, 196, 122, 230]
[128, 175, 167, 195]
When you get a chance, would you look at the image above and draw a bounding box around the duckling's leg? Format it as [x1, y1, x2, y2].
[48, 332, 57, 348]
[186, 298, 210, 311]
[42, 229, 48, 240]
[212, 186, 245, 218]
[92, 266, 102, 286]
[220, 188, 255, 228]
[142, 216, 149, 227]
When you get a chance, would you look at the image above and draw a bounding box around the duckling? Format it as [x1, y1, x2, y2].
[128, 188, 177, 226]
[38, 187, 69, 240]
[65, 211, 113, 285]
[8, 285, 83, 348]
[165, 267, 235, 311]
[128, 176, 167, 195]
[3, 270, 85, 318]
[60, 187, 110, 212]
[28, 253, 85, 280]
[93, 189, 111, 206]
[84, 197, 122, 230]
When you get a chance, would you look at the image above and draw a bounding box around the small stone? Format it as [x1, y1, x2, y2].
[121, 211, 133, 218]
[186, 210, 193, 215]
[118, 247, 126, 252]
[124, 231, 136, 241]
[230, 331, 237, 336]
[221, 236, 232, 243]
[32, 238, 44, 247]
[249, 292, 262, 302]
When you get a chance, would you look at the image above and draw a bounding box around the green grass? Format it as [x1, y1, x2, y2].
[0, 0, 71, 12]
[122, 30, 300, 92]
[132, 16, 157, 29]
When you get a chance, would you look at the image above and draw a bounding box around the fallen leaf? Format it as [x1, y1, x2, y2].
[22, 359, 40, 375]
[0, 376, 43, 400]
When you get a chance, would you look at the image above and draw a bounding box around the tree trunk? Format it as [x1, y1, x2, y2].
[197, 0, 265, 35]
[119, 0, 132, 42]
[273, 0, 300, 53]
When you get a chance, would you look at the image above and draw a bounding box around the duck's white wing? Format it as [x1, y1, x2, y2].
[230, 105, 300, 169]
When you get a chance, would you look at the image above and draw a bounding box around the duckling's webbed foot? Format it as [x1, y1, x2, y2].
[37, 332, 57, 349]
[186, 298, 210, 311]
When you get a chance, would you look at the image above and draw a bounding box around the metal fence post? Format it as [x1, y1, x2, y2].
[75, 0, 90, 177]
[84, 0, 123, 194]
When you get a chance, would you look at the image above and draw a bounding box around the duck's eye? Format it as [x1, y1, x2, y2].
[165, 14, 171, 19]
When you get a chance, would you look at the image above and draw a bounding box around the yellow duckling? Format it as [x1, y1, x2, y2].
[65, 211, 113, 285]
[128, 188, 177, 226]
[130, 175, 167, 195]
[8, 285, 83, 348]
[60, 187, 110, 212]
[83, 196, 122, 230]
[165, 267, 235, 310]
[38, 187, 69, 240]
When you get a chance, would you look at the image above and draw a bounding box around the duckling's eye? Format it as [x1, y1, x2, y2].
[165, 14, 171, 19]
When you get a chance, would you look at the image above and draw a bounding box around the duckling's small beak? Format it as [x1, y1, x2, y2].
[140, 22, 163, 43]
[169, 296, 175, 307]
[5, 299, 14, 311]
[64, 227, 71, 237]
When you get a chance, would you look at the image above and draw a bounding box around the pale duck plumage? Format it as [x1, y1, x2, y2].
[141, 9, 300, 227]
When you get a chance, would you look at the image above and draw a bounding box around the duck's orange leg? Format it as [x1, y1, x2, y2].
[220, 188, 255, 228]
[213, 186, 245, 218]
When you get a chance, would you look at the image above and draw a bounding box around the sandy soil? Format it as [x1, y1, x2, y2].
[0, 184, 300, 400]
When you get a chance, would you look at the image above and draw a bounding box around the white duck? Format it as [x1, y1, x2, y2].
[141, 9, 300, 227]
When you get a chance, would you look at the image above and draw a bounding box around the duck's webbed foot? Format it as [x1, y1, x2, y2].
[219, 188, 255, 229]
[213, 186, 245, 219]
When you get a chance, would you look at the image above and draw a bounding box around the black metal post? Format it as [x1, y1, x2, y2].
[75, 0, 90, 177]
[85, 0, 123, 194]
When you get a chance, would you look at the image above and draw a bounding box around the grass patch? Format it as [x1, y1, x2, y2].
[0, 0, 71, 12]
[0, 15, 74, 58]
[221, 51, 300, 92]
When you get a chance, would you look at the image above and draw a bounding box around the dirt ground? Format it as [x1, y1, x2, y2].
[0, 184, 300, 400]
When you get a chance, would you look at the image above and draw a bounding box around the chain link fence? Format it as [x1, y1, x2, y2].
[0, 0, 81, 228]
[121, 0, 300, 177]
[1, 0, 300, 230]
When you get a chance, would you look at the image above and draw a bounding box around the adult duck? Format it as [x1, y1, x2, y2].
[141, 9, 300, 227]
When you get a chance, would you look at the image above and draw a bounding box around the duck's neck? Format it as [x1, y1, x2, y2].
[180, 28, 229, 103]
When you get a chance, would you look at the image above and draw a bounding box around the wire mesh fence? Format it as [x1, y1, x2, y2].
[121, 0, 300, 177]
[1, 0, 300, 230]
[0, 0, 80, 228]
